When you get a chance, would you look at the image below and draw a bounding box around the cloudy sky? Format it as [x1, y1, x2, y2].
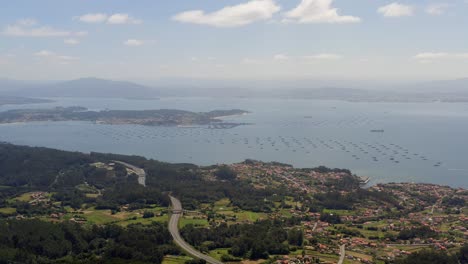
[1, 0, 467, 81]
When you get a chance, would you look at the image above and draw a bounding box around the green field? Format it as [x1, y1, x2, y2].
[162, 255, 193, 264]
[179, 217, 209, 228]
[235, 211, 266, 222]
[119, 215, 169, 226]
[13, 192, 34, 202]
[0, 207, 17, 215]
[79, 206, 169, 226]
[209, 248, 230, 261]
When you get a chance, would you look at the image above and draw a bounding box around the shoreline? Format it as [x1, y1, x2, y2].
[0, 140, 465, 190]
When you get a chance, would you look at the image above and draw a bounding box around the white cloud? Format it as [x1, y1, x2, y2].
[414, 52, 468, 60]
[34, 50, 80, 63]
[124, 39, 144, 46]
[173, 0, 281, 27]
[76, 13, 142, 25]
[64, 38, 79, 45]
[303, 53, 342, 60]
[4, 25, 71, 37]
[378, 3, 414, 17]
[3, 20, 86, 37]
[57, 55, 80, 61]
[425, 4, 449, 15]
[35, 50, 55, 57]
[283, 0, 360, 24]
[77, 13, 108, 23]
[273, 54, 290, 60]
[107, 13, 142, 24]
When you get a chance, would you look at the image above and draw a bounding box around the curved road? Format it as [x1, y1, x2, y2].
[168, 196, 223, 264]
[113, 161, 146, 187]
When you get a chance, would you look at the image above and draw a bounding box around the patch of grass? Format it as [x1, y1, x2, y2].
[209, 248, 230, 261]
[119, 215, 169, 227]
[14, 192, 34, 202]
[213, 198, 232, 212]
[278, 209, 293, 218]
[179, 217, 209, 228]
[76, 184, 99, 194]
[0, 207, 16, 215]
[235, 211, 265, 222]
[79, 205, 170, 226]
[82, 209, 119, 225]
[162, 255, 193, 264]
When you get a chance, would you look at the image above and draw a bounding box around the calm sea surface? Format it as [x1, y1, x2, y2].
[1, 97, 467, 188]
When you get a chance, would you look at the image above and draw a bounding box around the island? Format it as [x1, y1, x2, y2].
[0, 143, 466, 264]
[0, 96, 53, 106]
[0, 106, 250, 127]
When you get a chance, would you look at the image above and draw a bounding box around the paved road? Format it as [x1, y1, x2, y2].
[168, 196, 223, 264]
[312, 222, 318, 232]
[338, 244, 346, 264]
[113, 161, 146, 187]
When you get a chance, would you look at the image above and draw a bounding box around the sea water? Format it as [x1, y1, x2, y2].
[0, 97, 467, 188]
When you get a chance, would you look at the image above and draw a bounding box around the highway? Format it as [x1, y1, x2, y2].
[113, 161, 146, 187]
[168, 196, 223, 264]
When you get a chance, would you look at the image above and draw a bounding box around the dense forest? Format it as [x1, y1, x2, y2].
[181, 219, 304, 260]
[0, 219, 177, 263]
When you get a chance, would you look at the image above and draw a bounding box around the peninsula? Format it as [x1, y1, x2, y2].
[0, 106, 249, 127]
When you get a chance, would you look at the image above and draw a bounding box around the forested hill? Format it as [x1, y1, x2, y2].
[0, 143, 466, 264]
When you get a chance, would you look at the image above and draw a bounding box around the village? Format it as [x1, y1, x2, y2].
[198, 161, 468, 263]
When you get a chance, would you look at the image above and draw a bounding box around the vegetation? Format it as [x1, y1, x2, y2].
[0, 143, 466, 263]
[394, 246, 467, 264]
[0, 107, 249, 126]
[181, 220, 291, 260]
[0, 219, 177, 263]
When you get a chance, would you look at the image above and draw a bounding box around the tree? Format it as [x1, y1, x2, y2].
[395, 249, 458, 264]
[214, 165, 237, 181]
[458, 244, 468, 264]
[143, 211, 155, 218]
[288, 228, 303, 246]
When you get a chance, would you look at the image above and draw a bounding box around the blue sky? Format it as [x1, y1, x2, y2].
[1, 0, 467, 81]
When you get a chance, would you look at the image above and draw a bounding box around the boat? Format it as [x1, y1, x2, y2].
[370, 129, 385, 133]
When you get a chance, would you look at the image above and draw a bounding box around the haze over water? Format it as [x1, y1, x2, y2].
[0, 97, 467, 188]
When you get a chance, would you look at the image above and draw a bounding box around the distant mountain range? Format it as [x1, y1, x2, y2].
[0, 78, 158, 99]
[0, 77, 467, 102]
